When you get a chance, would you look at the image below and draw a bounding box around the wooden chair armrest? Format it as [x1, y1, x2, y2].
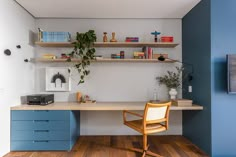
[123, 110, 143, 117]
[123, 110, 143, 123]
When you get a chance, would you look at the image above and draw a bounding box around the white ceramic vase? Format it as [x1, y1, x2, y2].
[169, 88, 177, 99]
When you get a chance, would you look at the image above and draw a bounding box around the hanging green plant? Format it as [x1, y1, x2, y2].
[68, 30, 97, 85]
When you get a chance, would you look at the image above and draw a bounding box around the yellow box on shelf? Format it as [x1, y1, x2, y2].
[42, 54, 56, 59]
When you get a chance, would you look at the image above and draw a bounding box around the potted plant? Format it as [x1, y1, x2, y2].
[156, 66, 184, 99]
[68, 30, 97, 85]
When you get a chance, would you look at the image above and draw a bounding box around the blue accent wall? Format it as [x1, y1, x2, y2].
[182, 0, 212, 155]
[211, 0, 236, 156]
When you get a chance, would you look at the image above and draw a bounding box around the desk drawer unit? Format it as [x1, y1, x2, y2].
[11, 110, 79, 151]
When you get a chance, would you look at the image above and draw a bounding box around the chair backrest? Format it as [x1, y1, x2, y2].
[143, 102, 171, 128]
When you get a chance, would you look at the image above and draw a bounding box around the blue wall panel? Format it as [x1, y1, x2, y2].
[182, 0, 211, 155]
[211, 0, 236, 156]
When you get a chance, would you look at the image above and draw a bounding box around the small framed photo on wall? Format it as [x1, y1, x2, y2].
[46, 67, 71, 91]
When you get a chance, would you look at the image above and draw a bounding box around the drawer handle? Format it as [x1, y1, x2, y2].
[33, 120, 49, 123]
[34, 130, 49, 133]
[33, 110, 49, 112]
[33, 140, 49, 143]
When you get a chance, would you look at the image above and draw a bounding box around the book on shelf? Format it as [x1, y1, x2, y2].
[38, 28, 71, 42]
[111, 54, 121, 59]
[125, 37, 139, 42]
[142, 46, 153, 59]
[171, 99, 193, 106]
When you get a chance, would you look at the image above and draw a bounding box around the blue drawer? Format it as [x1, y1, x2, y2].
[11, 130, 70, 140]
[11, 120, 69, 131]
[11, 140, 70, 151]
[11, 110, 70, 120]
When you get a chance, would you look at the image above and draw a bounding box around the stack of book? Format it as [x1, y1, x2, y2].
[133, 52, 145, 59]
[142, 46, 153, 59]
[125, 37, 139, 42]
[161, 36, 174, 42]
[111, 54, 121, 59]
[172, 99, 193, 107]
[120, 51, 125, 59]
[42, 54, 56, 59]
[38, 28, 71, 42]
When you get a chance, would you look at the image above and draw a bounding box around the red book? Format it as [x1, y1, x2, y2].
[148, 47, 153, 59]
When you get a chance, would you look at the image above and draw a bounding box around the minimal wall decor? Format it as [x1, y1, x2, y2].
[46, 67, 71, 91]
[4, 49, 11, 56]
[16, 45, 21, 49]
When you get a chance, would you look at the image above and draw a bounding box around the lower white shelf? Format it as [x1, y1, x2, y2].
[30, 58, 176, 63]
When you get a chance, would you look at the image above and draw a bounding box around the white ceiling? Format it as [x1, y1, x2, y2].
[15, 0, 201, 19]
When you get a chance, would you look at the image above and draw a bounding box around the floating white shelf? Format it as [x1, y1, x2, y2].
[31, 58, 177, 63]
[35, 42, 179, 48]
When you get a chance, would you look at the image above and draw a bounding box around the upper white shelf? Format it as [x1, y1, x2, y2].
[35, 42, 179, 48]
[31, 58, 177, 63]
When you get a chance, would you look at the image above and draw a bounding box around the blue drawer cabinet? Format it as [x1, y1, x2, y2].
[11, 120, 69, 130]
[11, 110, 80, 151]
[11, 141, 70, 151]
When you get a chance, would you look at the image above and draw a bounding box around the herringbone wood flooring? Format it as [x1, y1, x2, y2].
[4, 135, 208, 157]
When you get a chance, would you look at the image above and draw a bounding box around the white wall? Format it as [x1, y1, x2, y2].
[36, 19, 182, 135]
[0, 0, 35, 155]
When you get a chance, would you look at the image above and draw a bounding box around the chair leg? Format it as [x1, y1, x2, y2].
[143, 134, 148, 151]
[126, 135, 163, 157]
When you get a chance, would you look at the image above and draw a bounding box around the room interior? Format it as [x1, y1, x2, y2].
[0, 0, 236, 157]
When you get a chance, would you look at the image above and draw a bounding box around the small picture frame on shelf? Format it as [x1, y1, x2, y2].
[46, 67, 71, 91]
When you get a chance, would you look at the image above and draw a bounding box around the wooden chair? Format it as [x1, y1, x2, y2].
[123, 102, 171, 157]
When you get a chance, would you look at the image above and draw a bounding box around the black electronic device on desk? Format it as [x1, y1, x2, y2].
[27, 94, 54, 105]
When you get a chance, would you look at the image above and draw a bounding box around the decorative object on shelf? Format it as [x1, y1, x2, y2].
[16, 45, 21, 49]
[68, 30, 97, 85]
[156, 66, 184, 100]
[161, 36, 174, 42]
[152, 88, 158, 101]
[61, 53, 70, 59]
[76, 92, 82, 102]
[157, 55, 194, 82]
[81, 95, 96, 104]
[110, 32, 117, 42]
[103, 32, 108, 42]
[46, 67, 71, 91]
[169, 88, 178, 99]
[151, 31, 161, 42]
[4, 49, 11, 56]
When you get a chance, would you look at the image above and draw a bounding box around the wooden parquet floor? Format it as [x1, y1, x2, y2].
[4, 135, 208, 157]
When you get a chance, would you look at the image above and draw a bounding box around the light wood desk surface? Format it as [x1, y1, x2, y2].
[11, 102, 203, 111]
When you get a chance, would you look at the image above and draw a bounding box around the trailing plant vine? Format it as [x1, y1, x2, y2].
[68, 30, 97, 85]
